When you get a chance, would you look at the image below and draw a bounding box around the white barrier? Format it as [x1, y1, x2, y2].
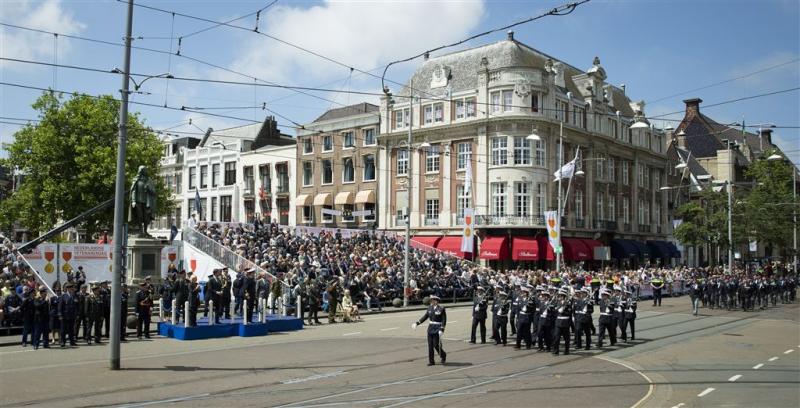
[209, 300, 215, 325]
[258, 298, 264, 323]
[296, 297, 302, 319]
[159, 298, 165, 322]
[243, 301, 249, 326]
[171, 299, 177, 324]
[184, 301, 189, 328]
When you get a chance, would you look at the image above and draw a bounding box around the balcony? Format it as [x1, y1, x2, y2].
[474, 215, 544, 227]
[423, 216, 440, 226]
[394, 215, 407, 227]
[624, 223, 632, 232]
[575, 219, 586, 229]
[593, 220, 618, 231]
[638, 224, 651, 233]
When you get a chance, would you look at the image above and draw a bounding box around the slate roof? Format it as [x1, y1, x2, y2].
[675, 147, 709, 177]
[312, 103, 379, 123]
[678, 110, 775, 162]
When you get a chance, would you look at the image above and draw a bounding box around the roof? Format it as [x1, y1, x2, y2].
[675, 147, 709, 177]
[312, 103, 379, 123]
[678, 109, 774, 161]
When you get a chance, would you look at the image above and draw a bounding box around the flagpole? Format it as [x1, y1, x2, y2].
[556, 121, 563, 274]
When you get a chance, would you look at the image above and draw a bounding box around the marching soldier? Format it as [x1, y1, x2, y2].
[495, 290, 511, 346]
[412, 294, 447, 366]
[622, 289, 637, 341]
[514, 285, 534, 350]
[58, 283, 78, 347]
[553, 287, 573, 355]
[87, 284, 103, 344]
[469, 286, 488, 344]
[536, 289, 554, 352]
[573, 287, 593, 351]
[597, 288, 616, 347]
[135, 282, 153, 339]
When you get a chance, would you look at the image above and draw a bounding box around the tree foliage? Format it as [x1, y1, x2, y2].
[741, 152, 797, 252]
[0, 92, 171, 241]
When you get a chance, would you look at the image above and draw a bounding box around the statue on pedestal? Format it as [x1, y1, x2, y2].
[129, 166, 156, 237]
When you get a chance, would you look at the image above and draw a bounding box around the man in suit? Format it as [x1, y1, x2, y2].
[172, 270, 190, 322]
[242, 269, 257, 323]
[206, 269, 223, 323]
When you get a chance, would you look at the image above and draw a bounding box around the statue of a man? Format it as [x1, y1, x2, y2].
[129, 165, 156, 237]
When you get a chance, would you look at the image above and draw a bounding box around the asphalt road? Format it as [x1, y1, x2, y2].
[0, 296, 798, 408]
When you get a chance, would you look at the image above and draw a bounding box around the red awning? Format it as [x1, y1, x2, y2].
[582, 239, 602, 260]
[562, 238, 592, 261]
[436, 236, 470, 259]
[512, 237, 540, 261]
[411, 236, 441, 251]
[479, 236, 509, 260]
[536, 236, 555, 261]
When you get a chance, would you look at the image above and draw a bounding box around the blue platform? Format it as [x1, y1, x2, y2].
[157, 314, 303, 340]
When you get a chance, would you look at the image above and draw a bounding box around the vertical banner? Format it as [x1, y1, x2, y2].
[749, 240, 757, 252]
[461, 208, 474, 253]
[544, 210, 561, 253]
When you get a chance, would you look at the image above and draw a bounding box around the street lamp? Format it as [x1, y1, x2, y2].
[111, 69, 173, 91]
[768, 153, 798, 274]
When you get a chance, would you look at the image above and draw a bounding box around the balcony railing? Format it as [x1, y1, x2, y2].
[638, 224, 651, 233]
[624, 223, 632, 232]
[593, 220, 618, 231]
[423, 216, 440, 226]
[474, 215, 545, 227]
[575, 219, 586, 228]
[394, 215, 407, 227]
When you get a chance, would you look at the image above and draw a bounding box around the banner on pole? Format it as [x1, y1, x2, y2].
[461, 208, 474, 253]
[544, 210, 561, 253]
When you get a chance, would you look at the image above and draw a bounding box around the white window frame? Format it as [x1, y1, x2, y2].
[342, 157, 355, 183]
[302, 206, 313, 223]
[433, 103, 444, 123]
[513, 137, 531, 165]
[623, 197, 630, 223]
[608, 157, 615, 183]
[363, 128, 376, 146]
[302, 162, 313, 187]
[531, 93, 540, 113]
[322, 205, 334, 223]
[534, 139, 546, 167]
[322, 135, 333, 152]
[535, 183, 547, 218]
[395, 108, 410, 129]
[342, 204, 355, 222]
[491, 91, 501, 113]
[491, 137, 508, 166]
[322, 159, 333, 185]
[622, 161, 629, 185]
[425, 146, 440, 173]
[425, 199, 440, 224]
[595, 154, 604, 181]
[456, 142, 471, 170]
[363, 154, 376, 181]
[491, 182, 506, 217]
[575, 190, 584, 221]
[343, 131, 355, 149]
[514, 182, 530, 217]
[423, 104, 433, 124]
[303, 138, 313, 154]
[397, 149, 409, 176]
[456, 184, 471, 220]
[502, 90, 513, 112]
[608, 195, 616, 222]
[596, 190, 604, 221]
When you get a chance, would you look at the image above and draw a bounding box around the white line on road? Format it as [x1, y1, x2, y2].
[768, 356, 779, 361]
[0, 349, 34, 355]
[380, 327, 398, 332]
[595, 356, 654, 408]
[670, 403, 685, 408]
[753, 364, 764, 370]
[728, 375, 742, 382]
[117, 393, 211, 408]
[343, 332, 361, 336]
[784, 349, 794, 354]
[697, 388, 715, 397]
[450, 320, 458, 323]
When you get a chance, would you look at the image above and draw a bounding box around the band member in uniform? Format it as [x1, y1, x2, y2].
[514, 285, 534, 350]
[553, 287, 573, 355]
[622, 289, 637, 341]
[573, 287, 593, 350]
[614, 286, 626, 341]
[509, 283, 520, 336]
[495, 290, 511, 346]
[469, 286, 488, 344]
[135, 282, 153, 339]
[537, 289, 554, 352]
[597, 289, 616, 347]
[413, 294, 447, 366]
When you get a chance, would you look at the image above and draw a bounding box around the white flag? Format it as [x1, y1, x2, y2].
[461, 208, 474, 253]
[553, 158, 577, 181]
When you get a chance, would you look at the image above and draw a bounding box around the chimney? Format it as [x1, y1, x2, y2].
[683, 98, 702, 118]
[759, 128, 773, 147]
[620, 84, 626, 95]
[507, 30, 514, 41]
[676, 130, 687, 149]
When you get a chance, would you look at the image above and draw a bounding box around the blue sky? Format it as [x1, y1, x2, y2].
[1, 0, 798, 163]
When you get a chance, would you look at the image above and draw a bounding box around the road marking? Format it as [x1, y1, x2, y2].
[784, 349, 794, 354]
[697, 388, 715, 397]
[728, 375, 742, 382]
[753, 363, 764, 370]
[444, 338, 461, 341]
[117, 393, 211, 408]
[595, 356, 654, 408]
[768, 356, 779, 361]
[450, 320, 458, 323]
[343, 332, 361, 336]
[281, 371, 344, 385]
[0, 349, 35, 355]
[380, 327, 398, 332]
[670, 403, 685, 408]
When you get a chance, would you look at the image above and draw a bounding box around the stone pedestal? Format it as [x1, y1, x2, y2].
[127, 236, 165, 286]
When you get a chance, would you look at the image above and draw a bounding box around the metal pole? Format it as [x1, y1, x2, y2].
[56, 243, 61, 286]
[793, 164, 797, 275]
[110, 0, 134, 371]
[556, 122, 563, 274]
[727, 181, 733, 275]
[404, 80, 413, 308]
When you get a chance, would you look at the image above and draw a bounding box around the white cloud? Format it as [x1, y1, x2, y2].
[0, 0, 85, 69]
[224, 0, 486, 85]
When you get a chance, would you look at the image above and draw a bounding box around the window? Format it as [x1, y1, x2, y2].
[491, 91, 501, 113]
[513, 137, 531, 165]
[189, 167, 196, 190]
[644, 166, 651, 189]
[608, 195, 616, 222]
[342, 157, 355, 183]
[323, 135, 333, 152]
[608, 157, 616, 183]
[302, 206, 313, 223]
[211, 197, 218, 222]
[575, 190, 584, 220]
[342, 204, 355, 222]
[638, 199, 646, 224]
[220, 195, 232, 222]
[455, 97, 477, 119]
[456, 184, 471, 220]
[514, 182, 530, 217]
[224, 162, 236, 186]
[397, 149, 409, 175]
[535, 183, 547, 217]
[596, 191, 604, 221]
[200, 165, 208, 188]
[653, 170, 660, 190]
[622, 161, 629, 185]
[259, 165, 270, 191]
[302, 162, 313, 186]
[363, 128, 376, 146]
[187, 198, 195, 219]
[363, 203, 376, 221]
[637, 163, 645, 187]
[576, 107, 586, 129]
[423, 105, 433, 124]
[491, 182, 506, 216]
[303, 138, 313, 154]
[425, 146, 440, 173]
[343, 131, 354, 148]
[595, 155, 604, 181]
[457, 142, 471, 170]
[623, 197, 630, 223]
[434, 103, 444, 122]
[555, 100, 568, 122]
[531, 93, 539, 113]
[654, 202, 661, 226]
[502, 90, 513, 112]
[491, 137, 508, 166]
[394, 108, 410, 129]
[425, 199, 440, 223]
[534, 139, 546, 167]
[322, 205, 333, 223]
[212, 164, 220, 187]
[363, 154, 376, 181]
[322, 160, 333, 185]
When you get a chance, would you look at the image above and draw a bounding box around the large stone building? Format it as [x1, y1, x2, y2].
[295, 103, 380, 228]
[377, 33, 675, 267]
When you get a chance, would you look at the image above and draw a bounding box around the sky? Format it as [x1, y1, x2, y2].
[1, 0, 799, 164]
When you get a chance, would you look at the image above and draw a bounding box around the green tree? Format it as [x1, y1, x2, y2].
[741, 151, 797, 255]
[673, 189, 730, 265]
[0, 92, 172, 241]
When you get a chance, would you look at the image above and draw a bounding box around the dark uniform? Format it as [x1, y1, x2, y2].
[650, 277, 664, 307]
[469, 287, 488, 344]
[173, 274, 190, 322]
[207, 271, 223, 323]
[99, 282, 111, 337]
[509, 284, 520, 336]
[552, 288, 573, 355]
[48, 290, 61, 343]
[494, 292, 511, 346]
[243, 270, 257, 323]
[537, 291, 554, 352]
[414, 297, 447, 366]
[20, 289, 34, 347]
[221, 272, 232, 319]
[514, 286, 534, 349]
[87, 287, 103, 344]
[58, 285, 78, 347]
[622, 291, 637, 341]
[597, 290, 616, 347]
[188, 279, 201, 326]
[135, 284, 153, 338]
[306, 280, 321, 325]
[74, 287, 87, 342]
[33, 289, 50, 349]
[573, 288, 593, 350]
[327, 279, 340, 324]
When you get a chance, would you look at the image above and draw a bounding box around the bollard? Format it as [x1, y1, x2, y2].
[209, 300, 214, 325]
[159, 298, 165, 322]
[184, 301, 190, 328]
[267, 293, 274, 315]
[171, 299, 177, 324]
[280, 297, 285, 316]
[243, 300, 249, 326]
[258, 298, 264, 323]
[296, 296, 302, 319]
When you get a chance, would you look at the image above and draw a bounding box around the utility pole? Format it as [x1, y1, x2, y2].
[403, 79, 413, 308]
[556, 121, 563, 274]
[110, 0, 134, 370]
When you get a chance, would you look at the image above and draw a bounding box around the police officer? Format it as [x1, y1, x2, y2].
[514, 285, 534, 350]
[32, 287, 50, 350]
[58, 283, 78, 347]
[552, 287, 573, 355]
[469, 286, 488, 344]
[650, 274, 664, 307]
[413, 294, 447, 366]
[597, 288, 616, 348]
[495, 290, 511, 346]
[135, 282, 153, 339]
[573, 287, 593, 351]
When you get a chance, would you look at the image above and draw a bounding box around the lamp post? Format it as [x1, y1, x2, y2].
[768, 153, 798, 274]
